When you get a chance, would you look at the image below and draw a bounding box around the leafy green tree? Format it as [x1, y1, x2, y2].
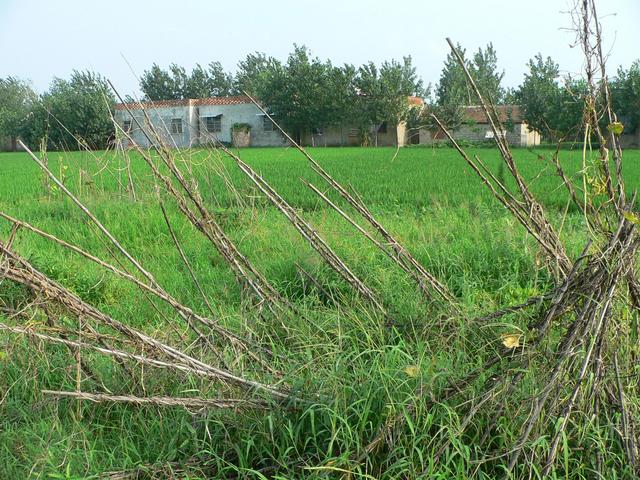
[234, 52, 281, 96]
[183, 62, 234, 98]
[0, 77, 36, 150]
[516, 54, 585, 141]
[433, 43, 505, 129]
[168, 64, 189, 98]
[354, 62, 386, 141]
[139, 64, 177, 100]
[255, 45, 334, 142]
[436, 44, 472, 105]
[470, 43, 504, 104]
[23, 71, 115, 150]
[515, 54, 561, 138]
[354, 56, 425, 144]
[611, 60, 640, 133]
[552, 77, 587, 140]
[326, 64, 358, 130]
[379, 56, 425, 123]
[433, 43, 471, 129]
[202, 62, 234, 97]
[185, 64, 211, 98]
[141, 62, 234, 100]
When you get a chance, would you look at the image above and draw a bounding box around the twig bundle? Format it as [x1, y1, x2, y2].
[359, 2, 640, 475]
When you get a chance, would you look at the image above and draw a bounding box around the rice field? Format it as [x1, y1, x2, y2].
[1, 145, 639, 478]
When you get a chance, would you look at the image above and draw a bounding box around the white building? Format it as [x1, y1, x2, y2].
[419, 105, 541, 147]
[114, 96, 286, 148]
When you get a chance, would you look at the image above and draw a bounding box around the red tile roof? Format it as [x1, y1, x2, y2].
[114, 95, 252, 110]
[115, 95, 424, 111]
[463, 105, 523, 123]
[194, 96, 252, 106]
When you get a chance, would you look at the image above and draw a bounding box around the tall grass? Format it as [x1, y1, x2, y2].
[1, 146, 637, 478]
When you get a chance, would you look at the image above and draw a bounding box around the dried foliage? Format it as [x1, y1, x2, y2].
[1, 1, 638, 477]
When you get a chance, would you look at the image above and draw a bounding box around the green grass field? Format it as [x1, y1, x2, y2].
[1, 146, 639, 479]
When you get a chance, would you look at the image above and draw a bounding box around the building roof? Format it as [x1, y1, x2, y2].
[463, 105, 523, 123]
[116, 95, 425, 111]
[114, 95, 253, 110]
[194, 96, 252, 106]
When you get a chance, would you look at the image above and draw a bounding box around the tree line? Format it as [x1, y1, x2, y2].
[1, 44, 638, 150]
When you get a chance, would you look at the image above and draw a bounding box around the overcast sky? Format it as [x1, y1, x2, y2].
[1, 0, 638, 97]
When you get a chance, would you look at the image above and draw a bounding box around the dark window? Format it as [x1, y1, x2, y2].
[123, 120, 132, 132]
[377, 122, 388, 134]
[263, 115, 275, 131]
[205, 116, 222, 133]
[170, 118, 183, 134]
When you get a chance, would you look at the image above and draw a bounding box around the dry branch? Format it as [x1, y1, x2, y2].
[0, 240, 301, 403]
[244, 92, 456, 306]
[41, 390, 268, 410]
[109, 84, 291, 315]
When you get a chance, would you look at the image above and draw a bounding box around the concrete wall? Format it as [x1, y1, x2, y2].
[115, 102, 285, 148]
[417, 122, 540, 147]
[115, 105, 197, 148]
[0, 136, 15, 151]
[303, 127, 348, 147]
[300, 123, 403, 147]
[197, 103, 285, 147]
[621, 128, 640, 148]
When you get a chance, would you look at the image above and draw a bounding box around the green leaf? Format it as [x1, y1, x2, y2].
[607, 122, 624, 135]
[623, 211, 640, 225]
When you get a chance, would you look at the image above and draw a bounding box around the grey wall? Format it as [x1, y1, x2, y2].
[115, 105, 196, 148]
[197, 103, 285, 147]
[418, 123, 540, 147]
[116, 102, 285, 148]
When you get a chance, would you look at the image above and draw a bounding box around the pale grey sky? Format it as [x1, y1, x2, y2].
[1, 0, 638, 96]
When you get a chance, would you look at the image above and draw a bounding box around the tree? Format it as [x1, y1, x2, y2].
[23, 71, 115, 150]
[470, 43, 505, 104]
[516, 54, 585, 141]
[353, 62, 385, 142]
[379, 56, 425, 124]
[354, 56, 425, 145]
[234, 53, 280, 96]
[139, 64, 177, 100]
[202, 62, 234, 97]
[141, 62, 234, 100]
[182, 62, 234, 98]
[433, 43, 505, 129]
[168, 64, 189, 98]
[325, 63, 358, 130]
[433, 43, 471, 129]
[611, 60, 640, 133]
[255, 45, 334, 142]
[185, 64, 211, 99]
[515, 54, 561, 138]
[0, 77, 36, 150]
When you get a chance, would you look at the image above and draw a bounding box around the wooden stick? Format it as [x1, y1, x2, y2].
[42, 390, 268, 409]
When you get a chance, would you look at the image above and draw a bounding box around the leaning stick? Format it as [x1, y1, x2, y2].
[42, 390, 268, 410]
[18, 140, 156, 284]
[304, 179, 457, 306]
[0, 211, 265, 357]
[158, 201, 217, 318]
[218, 142, 387, 315]
[109, 82, 290, 314]
[243, 92, 456, 305]
[0, 244, 299, 403]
